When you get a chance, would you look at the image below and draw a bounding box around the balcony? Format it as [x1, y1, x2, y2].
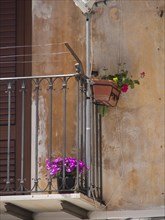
[0, 72, 104, 219]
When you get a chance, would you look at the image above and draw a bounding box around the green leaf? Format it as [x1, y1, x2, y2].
[130, 81, 134, 89]
[97, 105, 109, 117]
[134, 80, 140, 84]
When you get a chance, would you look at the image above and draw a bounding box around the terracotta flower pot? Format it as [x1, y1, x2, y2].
[92, 79, 121, 107]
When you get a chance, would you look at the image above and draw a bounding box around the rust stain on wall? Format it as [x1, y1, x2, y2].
[127, 169, 139, 193]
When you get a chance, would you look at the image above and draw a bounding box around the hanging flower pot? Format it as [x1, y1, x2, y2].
[92, 79, 121, 107]
[91, 64, 144, 107]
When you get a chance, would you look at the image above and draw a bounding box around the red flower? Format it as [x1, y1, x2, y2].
[121, 84, 128, 92]
[140, 72, 145, 78]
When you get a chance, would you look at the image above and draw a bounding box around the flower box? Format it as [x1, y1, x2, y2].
[46, 157, 88, 193]
[92, 79, 121, 107]
[57, 175, 76, 193]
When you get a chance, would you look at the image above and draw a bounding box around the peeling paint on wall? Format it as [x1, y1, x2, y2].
[38, 96, 48, 169]
[32, 1, 52, 20]
[32, 0, 165, 210]
[31, 95, 48, 187]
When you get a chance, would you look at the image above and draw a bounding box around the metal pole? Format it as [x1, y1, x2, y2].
[91, 99, 95, 190]
[86, 12, 91, 196]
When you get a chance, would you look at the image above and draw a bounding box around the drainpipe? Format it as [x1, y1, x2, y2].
[85, 12, 91, 197]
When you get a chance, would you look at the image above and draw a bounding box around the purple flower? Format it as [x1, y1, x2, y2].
[46, 157, 88, 177]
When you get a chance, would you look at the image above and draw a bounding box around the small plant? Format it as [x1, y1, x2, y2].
[46, 157, 88, 178]
[101, 64, 145, 93]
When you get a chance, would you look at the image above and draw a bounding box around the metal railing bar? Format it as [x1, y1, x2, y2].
[48, 79, 53, 158]
[20, 80, 25, 191]
[62, 77, 67, 190]
[0, 73, 79, 81]
[48, 78, 53, 191]
[80, 81, 83, 161]
[76, 79, 80, 190]
[83, 82, 87, 192]
[34, 79, 39, 191]
[80, 80, 84, 189]
[6, 81, 12, 191]
[95, 105, 99, 192]
[99, 114, 103, 201]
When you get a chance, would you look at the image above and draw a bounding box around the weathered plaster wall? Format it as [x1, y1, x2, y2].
[91, 0, 165, 210]
[31, 0, 86, 178]
[32, 0, 164, 210]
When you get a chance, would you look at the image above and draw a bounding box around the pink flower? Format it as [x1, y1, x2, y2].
[46, 157, 88, 177]
[121, 84, 128, 92]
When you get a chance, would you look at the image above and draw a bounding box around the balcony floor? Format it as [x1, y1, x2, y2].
[0, 193, 105, 220]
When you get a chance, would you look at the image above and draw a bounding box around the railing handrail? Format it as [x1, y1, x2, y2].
[0, 73, 80, 81]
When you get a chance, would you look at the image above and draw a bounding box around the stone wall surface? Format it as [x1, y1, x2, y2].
[32, 0, 165, 210]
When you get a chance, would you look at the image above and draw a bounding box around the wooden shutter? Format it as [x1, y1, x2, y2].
[0, 0, 16, 125]
[0, 0, 32, 194]
[0, 140, 16, 191]
[0, 0, 17, 193]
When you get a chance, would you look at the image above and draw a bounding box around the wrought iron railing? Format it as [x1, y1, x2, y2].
[0, 72, 103, 202]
